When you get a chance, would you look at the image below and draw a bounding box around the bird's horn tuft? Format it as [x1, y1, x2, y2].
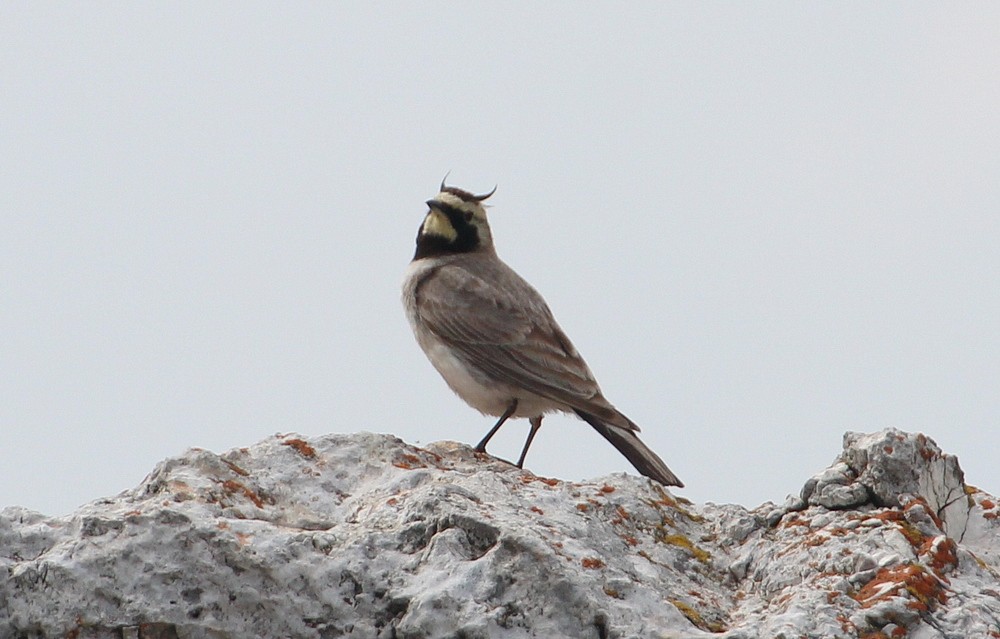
[473, 185, 497, 201]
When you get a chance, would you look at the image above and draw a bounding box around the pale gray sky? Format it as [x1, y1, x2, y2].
[3, 4, 998, 516]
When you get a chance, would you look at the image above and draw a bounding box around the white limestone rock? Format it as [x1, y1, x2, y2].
[2, 428, 999, 638]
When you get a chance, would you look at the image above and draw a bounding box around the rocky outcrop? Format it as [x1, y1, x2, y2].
[2, 428, 998, 638]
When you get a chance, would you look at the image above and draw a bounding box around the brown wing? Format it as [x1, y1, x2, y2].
[414, 258, 626, 424]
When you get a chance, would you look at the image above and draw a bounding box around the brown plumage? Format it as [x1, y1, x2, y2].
[402, 184, 682, 487]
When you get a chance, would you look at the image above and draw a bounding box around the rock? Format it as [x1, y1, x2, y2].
[843, 430, 970, 537]
[1, 429, 999, 638]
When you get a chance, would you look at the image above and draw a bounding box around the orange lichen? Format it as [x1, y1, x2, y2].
[782, 515, 813, 528]
[223, 459, 250, 476]
[392, 453, 425, 470]
[530, 506, 544, 515]
[576, 503, 590, 512]
[650, 485, 678, 508]
[916, 435, 938, 461]
[282, 438, 316, 459]
[415, 447, 443, 463]
[221, 479, 264, 509]
[519, 475, 559, 487]
[852, 564, 947, 610]
[920, 536, 958, 576]
[582, 557, 605, 569]
[805, 534, 829, 547]
[599, 485, 616, 494]
[903, 496, 945, 530]
[836, 613, 855, 633]
[872, 510, 906, 523]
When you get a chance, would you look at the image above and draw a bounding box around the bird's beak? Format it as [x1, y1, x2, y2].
[425, 199, 442, 211]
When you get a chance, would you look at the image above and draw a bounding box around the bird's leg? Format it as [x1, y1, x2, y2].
[515, 416, 543, 468]
[474, 399, 518, 453]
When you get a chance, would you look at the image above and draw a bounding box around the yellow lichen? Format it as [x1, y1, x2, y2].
[658, 532, 711, 563]
[897, 521, 926, 548]
[670, 599, 727, 633]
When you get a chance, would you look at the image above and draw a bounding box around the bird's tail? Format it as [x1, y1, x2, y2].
[575, 410, 684, 488]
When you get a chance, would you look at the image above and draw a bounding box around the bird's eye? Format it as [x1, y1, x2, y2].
[464, 211, 474, 222]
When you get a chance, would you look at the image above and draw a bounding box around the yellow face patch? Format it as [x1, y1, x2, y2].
[421, 209, 458, 242]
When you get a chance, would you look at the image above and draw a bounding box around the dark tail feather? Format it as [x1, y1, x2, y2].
[575, 410, 684, 488]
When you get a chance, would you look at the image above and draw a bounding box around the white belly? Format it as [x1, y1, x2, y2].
[422, 338, 512, 415]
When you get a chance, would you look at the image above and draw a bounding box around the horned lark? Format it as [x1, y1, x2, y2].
[401, 182, 683, 487]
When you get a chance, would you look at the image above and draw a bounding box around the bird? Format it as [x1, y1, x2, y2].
[401, 180, 683, 487]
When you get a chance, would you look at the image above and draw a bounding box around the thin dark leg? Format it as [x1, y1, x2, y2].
[515, 416, 543, 468]
[475, 399, 518, 453]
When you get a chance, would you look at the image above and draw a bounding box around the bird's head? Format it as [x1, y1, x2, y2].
[413, 180, 497, 260]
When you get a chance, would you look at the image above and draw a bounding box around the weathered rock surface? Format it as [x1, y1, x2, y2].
[2, 428, 999, 638]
